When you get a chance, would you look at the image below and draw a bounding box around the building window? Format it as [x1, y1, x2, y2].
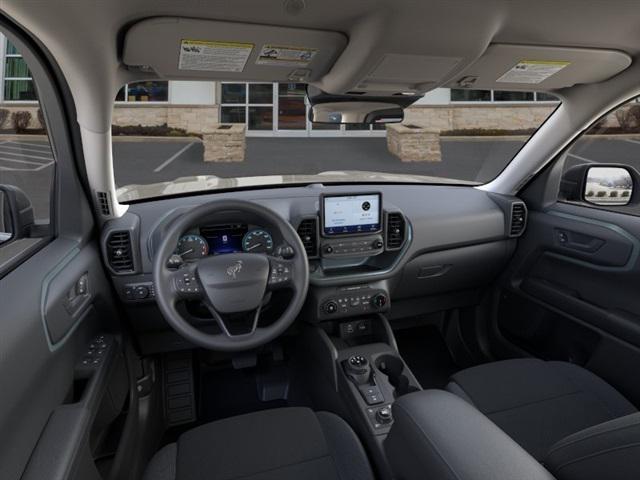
[493, 90, 534, 102]
[220, 82, 274, 131]
[115, 81, 169, 102]
[4, 40, 36, 101]
[535, 92, 558, 102]
[278, 82, 307, 130]
[451, 89, 491, 102]
[450, 89, 558, 103]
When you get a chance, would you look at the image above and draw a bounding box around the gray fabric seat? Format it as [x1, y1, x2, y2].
[446, 358, 637, 460]
[143, 407, 374, 480]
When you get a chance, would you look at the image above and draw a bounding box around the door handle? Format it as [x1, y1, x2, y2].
[64, 272, 91, 317]
[555, 229, 605, 253]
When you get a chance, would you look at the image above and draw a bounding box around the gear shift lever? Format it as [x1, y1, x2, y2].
[344, 355, 371, 384]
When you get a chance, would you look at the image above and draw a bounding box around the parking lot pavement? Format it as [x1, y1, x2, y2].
[0, 139, 54, 222]
[113, 136, 640, 188]
[6, 136, 640, 222]
[112, 137, 527, 187]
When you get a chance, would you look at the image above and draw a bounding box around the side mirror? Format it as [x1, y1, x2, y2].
[306, 85, 422, 125]
[0, 185, 35, 245]
[560, 164, 636, 206]
[584, 166, 633, 206]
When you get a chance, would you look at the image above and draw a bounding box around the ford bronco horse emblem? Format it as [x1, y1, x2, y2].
[226, 260, 243, 279]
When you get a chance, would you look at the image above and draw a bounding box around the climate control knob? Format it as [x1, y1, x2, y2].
[324, 301, 338, 314]
[372, 293, 388, 309]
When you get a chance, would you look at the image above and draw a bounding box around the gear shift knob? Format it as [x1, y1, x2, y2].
[345, 355, 371, 384]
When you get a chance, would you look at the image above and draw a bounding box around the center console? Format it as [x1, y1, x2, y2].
[336, 340, 421, 435]
[300, 313, 421, 479]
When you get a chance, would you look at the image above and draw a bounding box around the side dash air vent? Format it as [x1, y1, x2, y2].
[386, 212, 406, 250]
[106, 231, 134, 272]
[96, 191, 111, 216]
[509, 202, 527, 237]
[297, 218, 318, 258]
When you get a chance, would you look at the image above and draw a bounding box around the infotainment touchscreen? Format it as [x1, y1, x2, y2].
[322, 193, 382, 236]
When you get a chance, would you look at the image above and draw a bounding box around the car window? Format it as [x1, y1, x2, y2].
[0, 34, 55, 251]
[559, 95, 640, 214]
[111, 84, 559, 202]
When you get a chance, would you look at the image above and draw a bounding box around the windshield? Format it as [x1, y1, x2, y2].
[112, 82, 559, 202]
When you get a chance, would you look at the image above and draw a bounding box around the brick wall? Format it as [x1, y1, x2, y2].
[112, 105, 219, 134]
[404, 104, 557, 132]
[108, 103, 630, 135]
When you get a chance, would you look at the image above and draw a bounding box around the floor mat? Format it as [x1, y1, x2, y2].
[395, 326, 459, 389]
[199, 365, 288, 424]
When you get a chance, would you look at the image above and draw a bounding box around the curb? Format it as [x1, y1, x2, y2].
[112, 135, 201, 143]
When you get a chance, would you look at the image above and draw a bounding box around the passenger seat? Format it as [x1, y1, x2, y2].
[446, 358, 637, 460]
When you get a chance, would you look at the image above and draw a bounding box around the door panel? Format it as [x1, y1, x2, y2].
[497, 201, 640, 406]
[0, 22, 131, 480]
[0, 237, 121, 479]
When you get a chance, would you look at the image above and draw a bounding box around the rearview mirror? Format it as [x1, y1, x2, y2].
[584, 166, 633, 206]
[311, 102, 404, 125]
[306, 85, 422, 125]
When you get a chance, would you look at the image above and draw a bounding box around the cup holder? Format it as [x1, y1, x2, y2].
[375, 354, 420, 398]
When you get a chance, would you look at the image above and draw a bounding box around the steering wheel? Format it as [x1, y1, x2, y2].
[153, 199, 309, 351]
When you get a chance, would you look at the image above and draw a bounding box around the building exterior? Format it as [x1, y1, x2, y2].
[0, 33, 562, 136]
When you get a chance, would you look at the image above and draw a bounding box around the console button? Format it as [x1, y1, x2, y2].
[361, 386, 384, 405]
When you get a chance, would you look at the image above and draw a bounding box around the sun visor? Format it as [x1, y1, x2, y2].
[122, 17, 347, 82]
[446, 44, 631, 91]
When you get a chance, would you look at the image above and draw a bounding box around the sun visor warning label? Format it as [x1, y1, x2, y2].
[179, 40, 254, 72]
[497, 60, 570, 84]
[256, 45, 317, 67]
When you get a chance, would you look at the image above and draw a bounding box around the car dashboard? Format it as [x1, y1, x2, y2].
[100, 183, 527, 353]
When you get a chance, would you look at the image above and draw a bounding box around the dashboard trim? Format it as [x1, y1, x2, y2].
[309, 219, 413, 286]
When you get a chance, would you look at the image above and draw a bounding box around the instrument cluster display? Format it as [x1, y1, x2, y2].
[175, 223, 274, 258]
[201, 223, 247, 255]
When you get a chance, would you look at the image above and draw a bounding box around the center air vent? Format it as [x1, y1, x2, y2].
[509, 202, 528, 237]
[297, 218, 318, 258]
[106, 231, 134, 272]
[386, 212, 406, 250]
